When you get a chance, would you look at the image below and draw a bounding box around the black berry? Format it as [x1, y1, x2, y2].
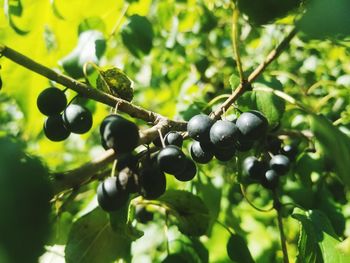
[190, 141, 213, 164]
[139, 162, 166, 199]
[174, 158, 197, 182]
[164, 131, 183, 147]
[101, 114, 140, 154]
[209, 120, 240, 148]
[236, 110, 268, 140]
[37, 87, 67, 116]
[62, 104, 93, 134]
[214, 146, 236, 162]
[269, 154, 290, 175]
[242, 156, 267, 182]
[97, 177, 129, 211]
[43, 114, 70, 141]
[187, 114, 215, 143]
[157, 145, 187, 175]
[262, 169, 279, 189]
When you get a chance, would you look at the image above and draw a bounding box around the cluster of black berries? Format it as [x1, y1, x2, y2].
[37, 87, 93, 141]
[97, 114, 197, 212]
[188, 110, 269, 163]
[242, 139, 297, 189]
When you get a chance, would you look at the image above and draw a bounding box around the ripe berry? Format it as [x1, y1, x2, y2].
[101, 114, 140, 154]
[214, 146, 236, 162]
[190, 141, 213, 164]
[236, 110, 268, 140]
[187, 114, 215, 143]
[174, 158, 197, 182]
[157, 145, 187, 175]
[135, 206, 153, 224]
[242, 156, 267, 182]
[269, 154, 290, 175]
[235, 137, 254, 152]
[139, 162, 166, 199]
[43, 115, 70, 141]
[164, 131, 183, 147]
[262, 169, 279, 189]
[37, 87, 67, 116]
[97, 177, 129, 212]
[209, 120, 240, 149]
[266, 136, 282, 154]
[62, 104, 93, 134]
[281, 144, 298, 160]
[117, 167, 139, 193]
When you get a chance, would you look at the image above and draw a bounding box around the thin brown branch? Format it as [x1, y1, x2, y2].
[211, 27, 298, 119]
[51, 123, 180, 195]
[0, 44, 186, 129]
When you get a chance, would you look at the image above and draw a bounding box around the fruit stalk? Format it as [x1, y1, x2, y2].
[211, 27, 298, 119]
[273, 191, 289, 263]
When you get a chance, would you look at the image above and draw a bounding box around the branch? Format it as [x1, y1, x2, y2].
[211, 27, 298, 119]
[0, 44, 186, 129]
[0, 43, 188, 195]
[232, 8, 245, 83]
[51, 122, 178, 195]
[273, 191, 289, 263]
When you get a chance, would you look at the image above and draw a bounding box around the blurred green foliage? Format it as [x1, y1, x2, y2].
[0, 0, 350, 262]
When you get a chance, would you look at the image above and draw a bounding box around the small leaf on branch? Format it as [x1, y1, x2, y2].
[292, 209, 348, 263]
[65, 208, 132, 263]
[96, 66, 134, 102]
[158, 190, 210, 236]
[226, 234, 255, 263]
[121, 15, 153, 58]
[310, 114, 350, 187]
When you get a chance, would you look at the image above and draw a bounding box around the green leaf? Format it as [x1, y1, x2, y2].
[309, 114, 350, 187]
[226, 234, 255, 263]
[78, 17, 106, 34]
[229, 74, 240, 91]
[0, 137, 52, 263]
[121, 15, 153, 58]
[159, 190, 210, 236]
[298, 0, 350, 39]
[65, 208, 131, 263]
[96, 66, 134, 101]
[292, 209, 348, 263]
[60, 30, 106, 79]
[254, 79, 285, 128]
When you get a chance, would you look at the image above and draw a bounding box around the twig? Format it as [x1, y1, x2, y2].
[240, 184, 274, 213]
[211, 27, 298, 119]
[273, 191, 289, 263]
[232, 8, 245, 83]
[0, 44, 186, 129]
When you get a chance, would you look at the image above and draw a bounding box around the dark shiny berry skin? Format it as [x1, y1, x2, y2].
[174, 158, 197, 182]
[269, 154, 290, 175]
[262, 169, 279, 189]
[157, 145, 187, 175]
[117, 167, 139, 193]
[135, 206, 153, 224]
[236, 110, 268, 140]
[266, 136, 282, 154]
[97, 177, 129, 212]
[164, 131, 183, 147]
[139, 163, 166, 199]
[209, 120, 240, 148]
[37, 87, 67, 116]
[62, 104, 93, 134]
[242, 156, 267, 182]
[44, 114, 70, 141]
[281, 144, 298, 160]
[190, 141, 213, 164]
[101, 114, 140, 154]
[187, 114, 215, 143]
[214, 146, 235, 162]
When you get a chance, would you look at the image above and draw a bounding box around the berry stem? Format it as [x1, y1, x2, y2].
[215, 220, 234, 235]
[273, 191, 289, 263]
[232, 7, 245, 83]
[211, 27, 298, 120]
[240, 184, 274, 213]
[157, 129, 166, 148]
